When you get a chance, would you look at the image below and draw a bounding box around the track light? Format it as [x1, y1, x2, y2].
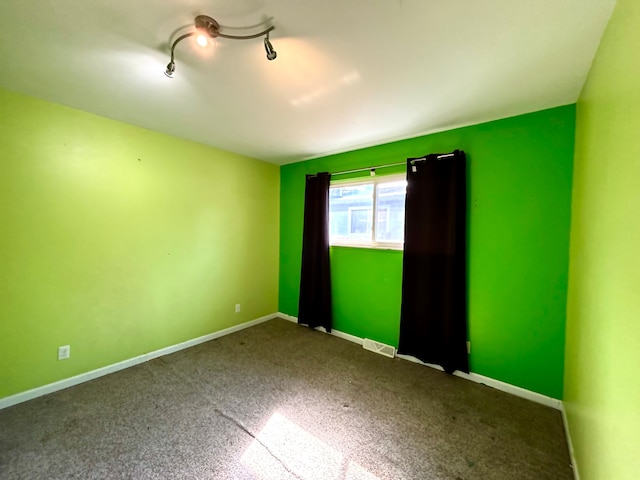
[264, 33, 277, 61]
[164, 15, 276, 78]
[164, 61, 175, 78]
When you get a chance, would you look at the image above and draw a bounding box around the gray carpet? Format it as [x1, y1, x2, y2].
[0, 318, 573, 479]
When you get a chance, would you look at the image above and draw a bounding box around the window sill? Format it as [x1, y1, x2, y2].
[330, 243, 404, 252]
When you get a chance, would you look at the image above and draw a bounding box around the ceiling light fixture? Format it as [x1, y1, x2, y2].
[164, 14, 276, 78]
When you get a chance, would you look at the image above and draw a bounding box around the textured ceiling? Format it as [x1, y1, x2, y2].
[0, 0, 615, 164]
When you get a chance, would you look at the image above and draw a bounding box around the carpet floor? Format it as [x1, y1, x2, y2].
[0, 318, 573, 479]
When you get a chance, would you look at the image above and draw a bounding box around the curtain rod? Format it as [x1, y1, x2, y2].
[330, 152, 456, 177]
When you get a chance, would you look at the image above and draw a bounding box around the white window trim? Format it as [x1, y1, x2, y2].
[329, 173, 406, 250]
[376, 205, 391, 234]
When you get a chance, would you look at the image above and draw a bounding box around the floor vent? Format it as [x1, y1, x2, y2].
[363, 339, 396, 358]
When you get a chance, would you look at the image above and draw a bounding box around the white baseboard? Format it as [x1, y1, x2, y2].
[276, 312, 299, 323]
[397, 354, 562, 410]
[0, 313, 279, 411]
[279, 313, 363, 344]
[463, 372, 562, 410]
[561, 403, 580, 480]
[278, 312, 365, 345]
[278, 312, 562, 410]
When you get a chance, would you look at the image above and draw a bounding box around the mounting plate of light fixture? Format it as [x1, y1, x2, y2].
[164, 15, 277, 78]
[194, 15, 220, 38]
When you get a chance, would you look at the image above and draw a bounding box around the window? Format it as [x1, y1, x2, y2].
[329, 174, 406, 249]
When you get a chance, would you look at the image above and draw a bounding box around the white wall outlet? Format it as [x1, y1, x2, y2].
[235, 304, 241, 313]
[466, 341, 471, 354]
[58, 345, 70, 360]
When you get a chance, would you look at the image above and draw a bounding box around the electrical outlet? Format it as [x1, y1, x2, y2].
[235, 304, 241, 313]
[466, 341, 471, 354]
[58, 345, 70, 360]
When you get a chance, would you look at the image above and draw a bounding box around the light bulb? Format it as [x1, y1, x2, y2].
[196, 34, 208, 47]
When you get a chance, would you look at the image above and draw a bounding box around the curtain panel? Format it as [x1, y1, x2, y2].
[298, 172, 332, 332]
[399, 150, 468, 374]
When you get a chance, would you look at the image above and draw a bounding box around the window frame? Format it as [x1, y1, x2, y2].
[329, 173, 406, 250]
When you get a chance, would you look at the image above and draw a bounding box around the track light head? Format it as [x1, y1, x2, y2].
[264, 34, 277, 61]
[164, 61, 175, 78]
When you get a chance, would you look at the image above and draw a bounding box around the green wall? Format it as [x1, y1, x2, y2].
[280, 106, 575, 399]
[564, 0, 640, 478]
[0, 88, 280, 400]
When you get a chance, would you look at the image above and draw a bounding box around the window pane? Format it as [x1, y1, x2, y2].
[330, 184, 374, 243]
[375, 180, 406, 243]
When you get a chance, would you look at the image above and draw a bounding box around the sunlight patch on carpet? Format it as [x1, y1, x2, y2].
[241, 412, 380, 480]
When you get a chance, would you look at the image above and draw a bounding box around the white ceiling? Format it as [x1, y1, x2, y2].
[0, 0, 615, 164]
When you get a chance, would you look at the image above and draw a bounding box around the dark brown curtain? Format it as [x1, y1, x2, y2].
[298, 172, 332, 332]
[398, 150, 468, 374]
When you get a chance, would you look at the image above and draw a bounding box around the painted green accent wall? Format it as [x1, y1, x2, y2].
[330, 247, 403, 347]
[564, 0, 640, 478]
[280, 106, 575, 399]
[0, 88, 280, 400]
